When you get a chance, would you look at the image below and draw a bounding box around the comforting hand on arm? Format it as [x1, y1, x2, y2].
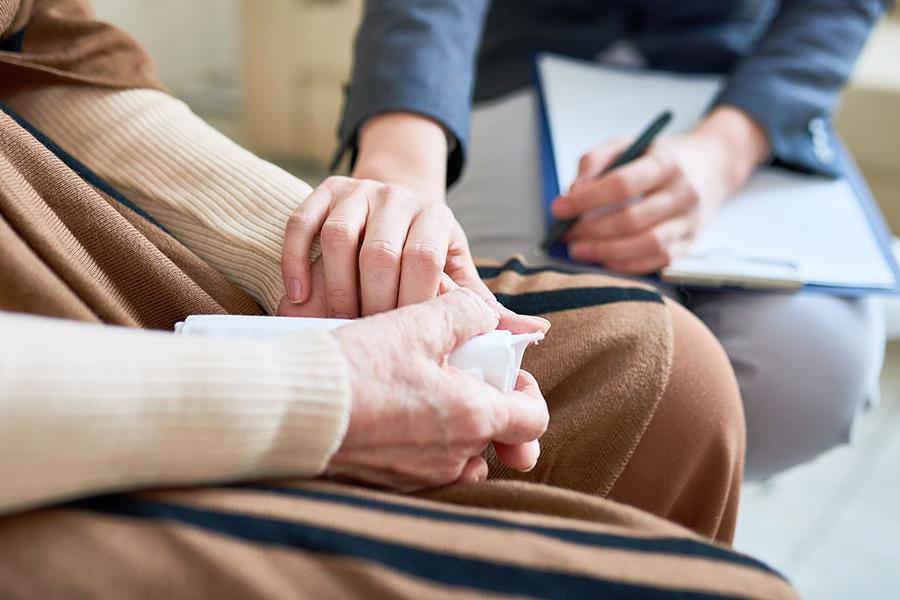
[553, 106, 770, 274]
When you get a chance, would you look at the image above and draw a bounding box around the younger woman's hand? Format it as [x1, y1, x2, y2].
[551, 106, 769, 274]
[282, 175, 467, 318]
[280, 176, 549, 334]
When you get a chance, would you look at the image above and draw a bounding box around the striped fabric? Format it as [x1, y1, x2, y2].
[0, 481, 797, 599]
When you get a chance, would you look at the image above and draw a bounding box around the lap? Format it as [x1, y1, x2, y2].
[687, 289, 885, 479]
[0, 480, 796, 599]
[476, 258, 672, 497]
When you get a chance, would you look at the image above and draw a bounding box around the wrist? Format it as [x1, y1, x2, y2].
[695, 106, 770, 189]
[354, 112, 449, 203]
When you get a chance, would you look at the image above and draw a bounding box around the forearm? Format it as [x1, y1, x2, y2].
[353, 112, 449, 202]
[0, 311, 350, 515]
[4, 86, 314, 314]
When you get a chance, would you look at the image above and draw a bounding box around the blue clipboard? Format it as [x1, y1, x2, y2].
[532, 55, 900, 297]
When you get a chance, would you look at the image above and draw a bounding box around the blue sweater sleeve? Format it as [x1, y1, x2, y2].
[715, 0, 891, 176]
[334, 0, 490, 187]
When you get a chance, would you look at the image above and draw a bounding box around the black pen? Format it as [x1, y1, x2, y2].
[538, 109, 674, 254]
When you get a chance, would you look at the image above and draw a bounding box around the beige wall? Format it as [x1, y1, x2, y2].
[92, 0, 241, 119]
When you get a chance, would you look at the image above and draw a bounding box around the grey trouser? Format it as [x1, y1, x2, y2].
[449, 89, 886, 480]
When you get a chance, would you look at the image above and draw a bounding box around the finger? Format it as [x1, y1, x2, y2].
[395, 288, 500, 358]
[489, 371, 549, 448]
[571, 135, 633, 190]
[494, 440, 541, 473]
[439, 272, 459, 294]
[326, 463, 429, 494]
[455, 455, 489, 484]
[450, 262, 549, 335]
[359, 188, 416, 316]
[321, 192, 369, 318]
[606, 237, 695, 275]
[282, 184, 335, 304]
[398, 207, 451, 306]
[444, 224, 550, 334]
[568, 218, 690, 265]
[566, 185, 695, 241]
[553, 149, 678, 219]
[498, 305, 552, 335]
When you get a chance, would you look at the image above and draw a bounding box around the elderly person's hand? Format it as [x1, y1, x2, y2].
[551, 106, 770, 274]
[325, 288, 550, 492]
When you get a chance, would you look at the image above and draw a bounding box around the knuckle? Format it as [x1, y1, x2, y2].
[322, 175, 350, 190]
[427, 205, 455, 229]
[652, 147, 676, 174]
[326, 284, 355, 306]
[286, 210, 314, 232]
[647, 230, 667, 255]
[617, 209, 642, 232]
[321, 219, 358, 245]
[404, 242, 446, 271]
[578, 153, 596, 172]
[609, 174, 634, 198]
[378, 184, 408, 204]
[454, 397, 492, 441]
[683, 183, 701, 206]
[360, 239, 402, 269]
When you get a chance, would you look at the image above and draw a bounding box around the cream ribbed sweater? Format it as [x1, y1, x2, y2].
[0, 87, 349, 514]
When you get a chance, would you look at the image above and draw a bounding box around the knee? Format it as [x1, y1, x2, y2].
[663, 300, 746, 483]
[724, 296, 885, 479]
[608, 300, 745, 541]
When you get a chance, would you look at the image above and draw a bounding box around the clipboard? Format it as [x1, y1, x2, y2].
[533, 53, 900, 296]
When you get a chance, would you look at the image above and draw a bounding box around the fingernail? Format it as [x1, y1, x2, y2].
[520, 440, 541, 472]
[288, 278, 304, 304]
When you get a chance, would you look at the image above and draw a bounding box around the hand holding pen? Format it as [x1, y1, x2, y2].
[543, 106, 768, 275]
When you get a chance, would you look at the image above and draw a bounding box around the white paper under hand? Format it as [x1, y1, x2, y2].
[175, 315, 544, 392]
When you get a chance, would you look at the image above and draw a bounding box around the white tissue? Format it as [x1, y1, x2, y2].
[175, 315, 543, 392]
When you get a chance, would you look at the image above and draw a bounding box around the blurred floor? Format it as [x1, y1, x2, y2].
[735, 342, 900, 599]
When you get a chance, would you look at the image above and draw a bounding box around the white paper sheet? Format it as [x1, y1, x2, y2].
[176, 315, 544, 392]
[537, 54, 896, 291]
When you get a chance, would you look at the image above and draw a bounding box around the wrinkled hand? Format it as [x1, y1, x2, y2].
[280, 176, 546, 333]
[552, 107, 768, 274]
[327, 288, 550, 492]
